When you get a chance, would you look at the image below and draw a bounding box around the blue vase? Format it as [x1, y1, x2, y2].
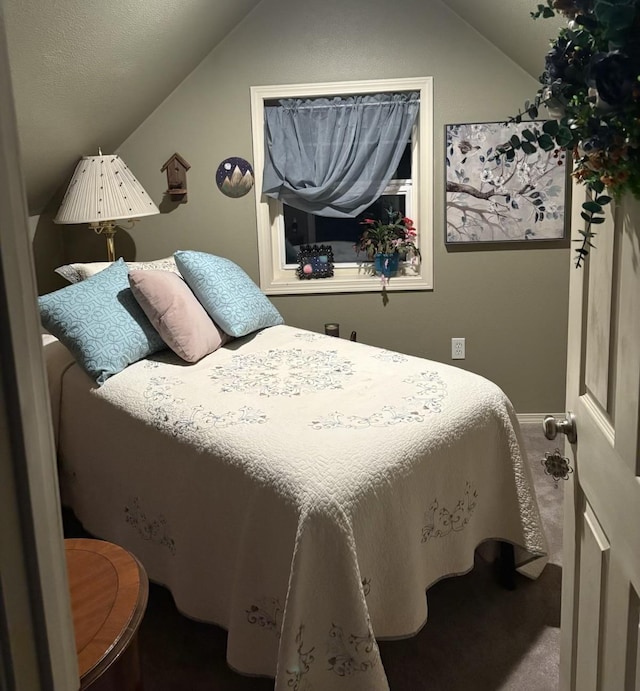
[374, 252, 400, 277]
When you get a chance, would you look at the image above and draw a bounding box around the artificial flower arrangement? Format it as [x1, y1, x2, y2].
[495, 0, 640, 267]
[356, 207, 421, 262]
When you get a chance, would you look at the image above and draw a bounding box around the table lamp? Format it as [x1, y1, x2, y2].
[54, 151, 159, 261]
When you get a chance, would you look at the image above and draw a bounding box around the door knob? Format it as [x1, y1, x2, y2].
[543, 412, 577, 444]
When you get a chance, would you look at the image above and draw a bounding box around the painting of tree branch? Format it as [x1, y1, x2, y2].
[445, 121, 568, 244]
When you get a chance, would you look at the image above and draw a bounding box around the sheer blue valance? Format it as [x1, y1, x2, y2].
[262, 92, 419, 218]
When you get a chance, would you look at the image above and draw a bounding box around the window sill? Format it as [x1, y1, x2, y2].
[261, 266, 433, 295]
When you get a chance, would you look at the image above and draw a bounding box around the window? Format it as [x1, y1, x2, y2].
[282, 182, 412, 266]
[250, 77, 433, 294]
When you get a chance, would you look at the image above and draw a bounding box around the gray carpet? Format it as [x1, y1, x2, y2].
[135, 422, 565, 690]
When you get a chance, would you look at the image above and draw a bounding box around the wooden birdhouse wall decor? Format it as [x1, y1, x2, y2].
[161, 153, 191, 202]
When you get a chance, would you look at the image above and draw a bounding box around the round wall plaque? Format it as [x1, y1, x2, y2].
[216, 157, 254, 198]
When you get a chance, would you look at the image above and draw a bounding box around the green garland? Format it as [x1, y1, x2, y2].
[496, 0, 640, 266]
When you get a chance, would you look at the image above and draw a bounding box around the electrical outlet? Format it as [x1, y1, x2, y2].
[451, 337, 465, 360]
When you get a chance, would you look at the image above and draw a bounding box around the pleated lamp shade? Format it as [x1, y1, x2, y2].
[54, 154, 159, 224]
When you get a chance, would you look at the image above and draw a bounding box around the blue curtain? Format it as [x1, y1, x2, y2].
[262, 92, 419, 218]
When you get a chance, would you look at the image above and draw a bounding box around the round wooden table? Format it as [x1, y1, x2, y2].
[65, 538, 149, 691]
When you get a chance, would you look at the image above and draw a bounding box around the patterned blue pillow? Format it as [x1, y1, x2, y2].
[39, 258, 166, 385]
[174, 251, 284, 338]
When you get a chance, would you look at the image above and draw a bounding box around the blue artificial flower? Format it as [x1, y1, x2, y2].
[589, 51, 638, 107]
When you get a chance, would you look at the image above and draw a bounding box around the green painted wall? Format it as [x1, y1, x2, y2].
[60, 0, 570, 413]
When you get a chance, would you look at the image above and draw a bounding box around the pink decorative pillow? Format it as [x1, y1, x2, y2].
[128, 269, 228, 363]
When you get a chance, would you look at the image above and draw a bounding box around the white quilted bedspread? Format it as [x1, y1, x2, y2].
[50, 325, 547, 691]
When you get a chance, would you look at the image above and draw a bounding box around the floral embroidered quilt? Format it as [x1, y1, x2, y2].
[48, 324, 548, 691]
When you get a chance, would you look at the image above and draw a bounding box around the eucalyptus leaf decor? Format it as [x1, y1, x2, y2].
[496, 0, 640, 267]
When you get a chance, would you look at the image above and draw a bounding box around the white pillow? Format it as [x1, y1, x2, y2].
[55, 257, 181, 284]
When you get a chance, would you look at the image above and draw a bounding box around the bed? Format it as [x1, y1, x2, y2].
[44, 320, 547, 691]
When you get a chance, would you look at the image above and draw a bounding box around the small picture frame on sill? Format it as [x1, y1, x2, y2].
[445, 120, 569, 245]
[296, 244, 334, 279]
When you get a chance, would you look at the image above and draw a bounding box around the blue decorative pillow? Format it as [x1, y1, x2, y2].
[39, 258, 166, 385]
[174, 251, 284, 337]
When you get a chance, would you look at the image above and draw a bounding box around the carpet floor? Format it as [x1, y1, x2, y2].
[64, 422, 565, 690]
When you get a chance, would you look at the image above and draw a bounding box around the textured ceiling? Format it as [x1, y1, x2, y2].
[3, 0, 262, 214]
[3, 0, 565, 216]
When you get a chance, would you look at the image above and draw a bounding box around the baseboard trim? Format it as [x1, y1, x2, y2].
[517, 413, 563, 424]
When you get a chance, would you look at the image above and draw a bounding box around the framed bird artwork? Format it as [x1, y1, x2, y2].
[445, 121, 569, 245]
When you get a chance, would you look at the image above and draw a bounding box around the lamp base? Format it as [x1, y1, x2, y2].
[90, 222, 118, 262]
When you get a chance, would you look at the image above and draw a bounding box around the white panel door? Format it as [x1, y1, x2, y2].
[560, 185, 640, 690]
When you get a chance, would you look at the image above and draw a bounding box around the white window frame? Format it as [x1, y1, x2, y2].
[250, 77, 434, 295]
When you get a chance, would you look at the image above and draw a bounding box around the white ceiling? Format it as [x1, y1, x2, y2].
[3, 0, 565, 215]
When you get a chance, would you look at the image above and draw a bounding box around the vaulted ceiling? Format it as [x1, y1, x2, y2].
[3, 0, 263, 214]
[3, 0, 564, 216]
